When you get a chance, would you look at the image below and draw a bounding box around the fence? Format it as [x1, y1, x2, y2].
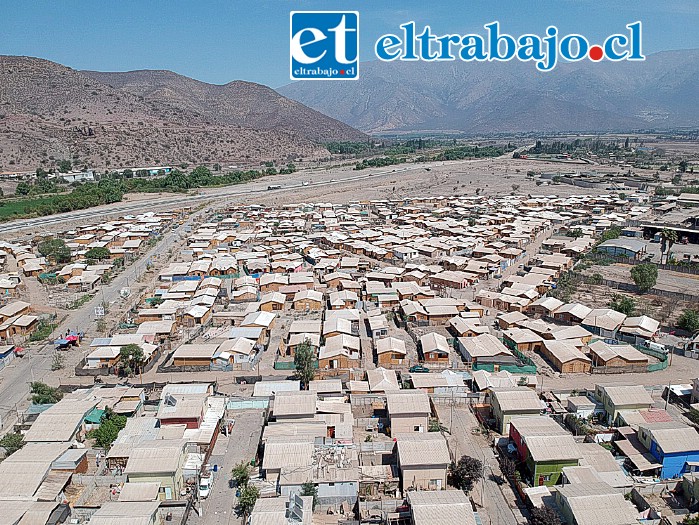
[594, 278, 699, 302]
[227, 398, 269, 410]
[472, 362, 537, 375]
[586, 252, 699, 276]
[273, 359, 318, 370]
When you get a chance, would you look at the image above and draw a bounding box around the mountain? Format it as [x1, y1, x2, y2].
[0, 56, 364, 172]
[82, 69, 365, 143]
[278, 49, 699, 134]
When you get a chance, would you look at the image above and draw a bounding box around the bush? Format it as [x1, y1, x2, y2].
[0, 432, 25, 456]
[237, 484, 259, 517]
[678, 309, 699, 334]
[449, 455, 483, 492]
[89, 409, 127, 449]
[231, 462, 251, 487]
[630, 263, 658, 293]
[610, 294, 636, 316]
[30, 382, 63, 404]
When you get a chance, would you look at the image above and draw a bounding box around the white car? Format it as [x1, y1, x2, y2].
[199, 474, 213, 499]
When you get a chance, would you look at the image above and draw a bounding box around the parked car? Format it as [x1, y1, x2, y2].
[409, 365, 430, 373]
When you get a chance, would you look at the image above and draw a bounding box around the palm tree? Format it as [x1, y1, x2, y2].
[660, 228, 678, 264]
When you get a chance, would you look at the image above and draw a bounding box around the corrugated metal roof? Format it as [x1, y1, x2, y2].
[408, 490, 477, 525]
[387, 390, 430, 415]
[396, 433, 450, 466]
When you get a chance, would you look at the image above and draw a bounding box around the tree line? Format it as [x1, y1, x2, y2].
[0, 165, 287, 221]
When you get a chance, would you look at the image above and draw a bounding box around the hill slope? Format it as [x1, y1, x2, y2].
[278, 49, 699, 134]
[83, 69, 365, 143]
[0, 56, 363, 172]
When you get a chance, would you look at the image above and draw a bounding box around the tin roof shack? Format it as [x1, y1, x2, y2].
[118, 481, 162, 501]
[171, 343, 219, 367]
[271, 391, 317, 421]
[375, 337, 407, 366]
[88, 501, 161, 525]
[618, 315, 660, 345]
[263, 438, 360, 506]
[156, 391, 206, 429]
[249, 494, 313, 525]
[23, 392, 98, 444]
[366, 367, 400, 393]
[540, 340, 592, 374]
[419, 332, 451, 364]
[509, 417, 581, 486]
[555, 482, 639, 525]
[0, 442, 70, 500]
[386, 390, 431, 438]
[581, 309, 627, 339]
[124, 440, 187, 501]
[491, 388, 544, 435]
[308, 379, 344, 399]
[595, 384, 653, 426]
[319, 334, 361, 371]
[396, 433, 451, 492]
[588, 340, 649, 371]
[596, 238, 647, 260]
[502, 328, 544, 353]
[407, 489, 478, 525]
[457, 333, 516, 367]
[640, 423, 699, 479]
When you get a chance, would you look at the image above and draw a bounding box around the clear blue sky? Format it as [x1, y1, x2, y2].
[1, 0, 697, 88]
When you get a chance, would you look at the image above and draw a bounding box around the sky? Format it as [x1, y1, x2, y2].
[1, 0, 697, 88]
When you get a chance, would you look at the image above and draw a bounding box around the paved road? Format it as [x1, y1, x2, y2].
[0, 211, 202, 429]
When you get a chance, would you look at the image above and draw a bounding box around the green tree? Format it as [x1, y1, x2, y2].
[449, 455, 483, 492]
[30, 381, 63, 404]
[630, 263, 658, 293]
[300, 482, 319, 510]
[599, 226, 622, 242]
[58, 159, 72, 173]
[293, 341, 316, 389]
[237, 484, 259, 517]
[500, 458, 516, 480]
[90, 408, 127, 449]
[609, 294, 635, 316]
[15, 181, 31, 196]
[85, 246, 111, 261]
[231, 462, 251, 487]
[118, 344, 145, 378]
[678, 309, 699, 334]
[659, 228, 678, 264]
[566, 228, 583, 238]
[679, 160, 689, 173]
[0, 432, 25, 456]
[530, 506, 562, 525]
[37, 238, 71, 264]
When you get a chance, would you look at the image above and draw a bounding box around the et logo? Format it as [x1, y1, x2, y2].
[290, 11, 359, 80]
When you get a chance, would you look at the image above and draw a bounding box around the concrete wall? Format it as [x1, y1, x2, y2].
[389, 415, 428, 437]
[400, 465, 447, 491]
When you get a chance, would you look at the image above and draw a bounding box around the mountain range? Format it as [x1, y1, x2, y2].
[278, 49, 699, 134]
[0, 56, 364, 172]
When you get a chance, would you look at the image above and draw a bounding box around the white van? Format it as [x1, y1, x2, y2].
[644, 340, 667, 353]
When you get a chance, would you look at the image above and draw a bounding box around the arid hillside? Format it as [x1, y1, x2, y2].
[0, 56, 363, 172]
